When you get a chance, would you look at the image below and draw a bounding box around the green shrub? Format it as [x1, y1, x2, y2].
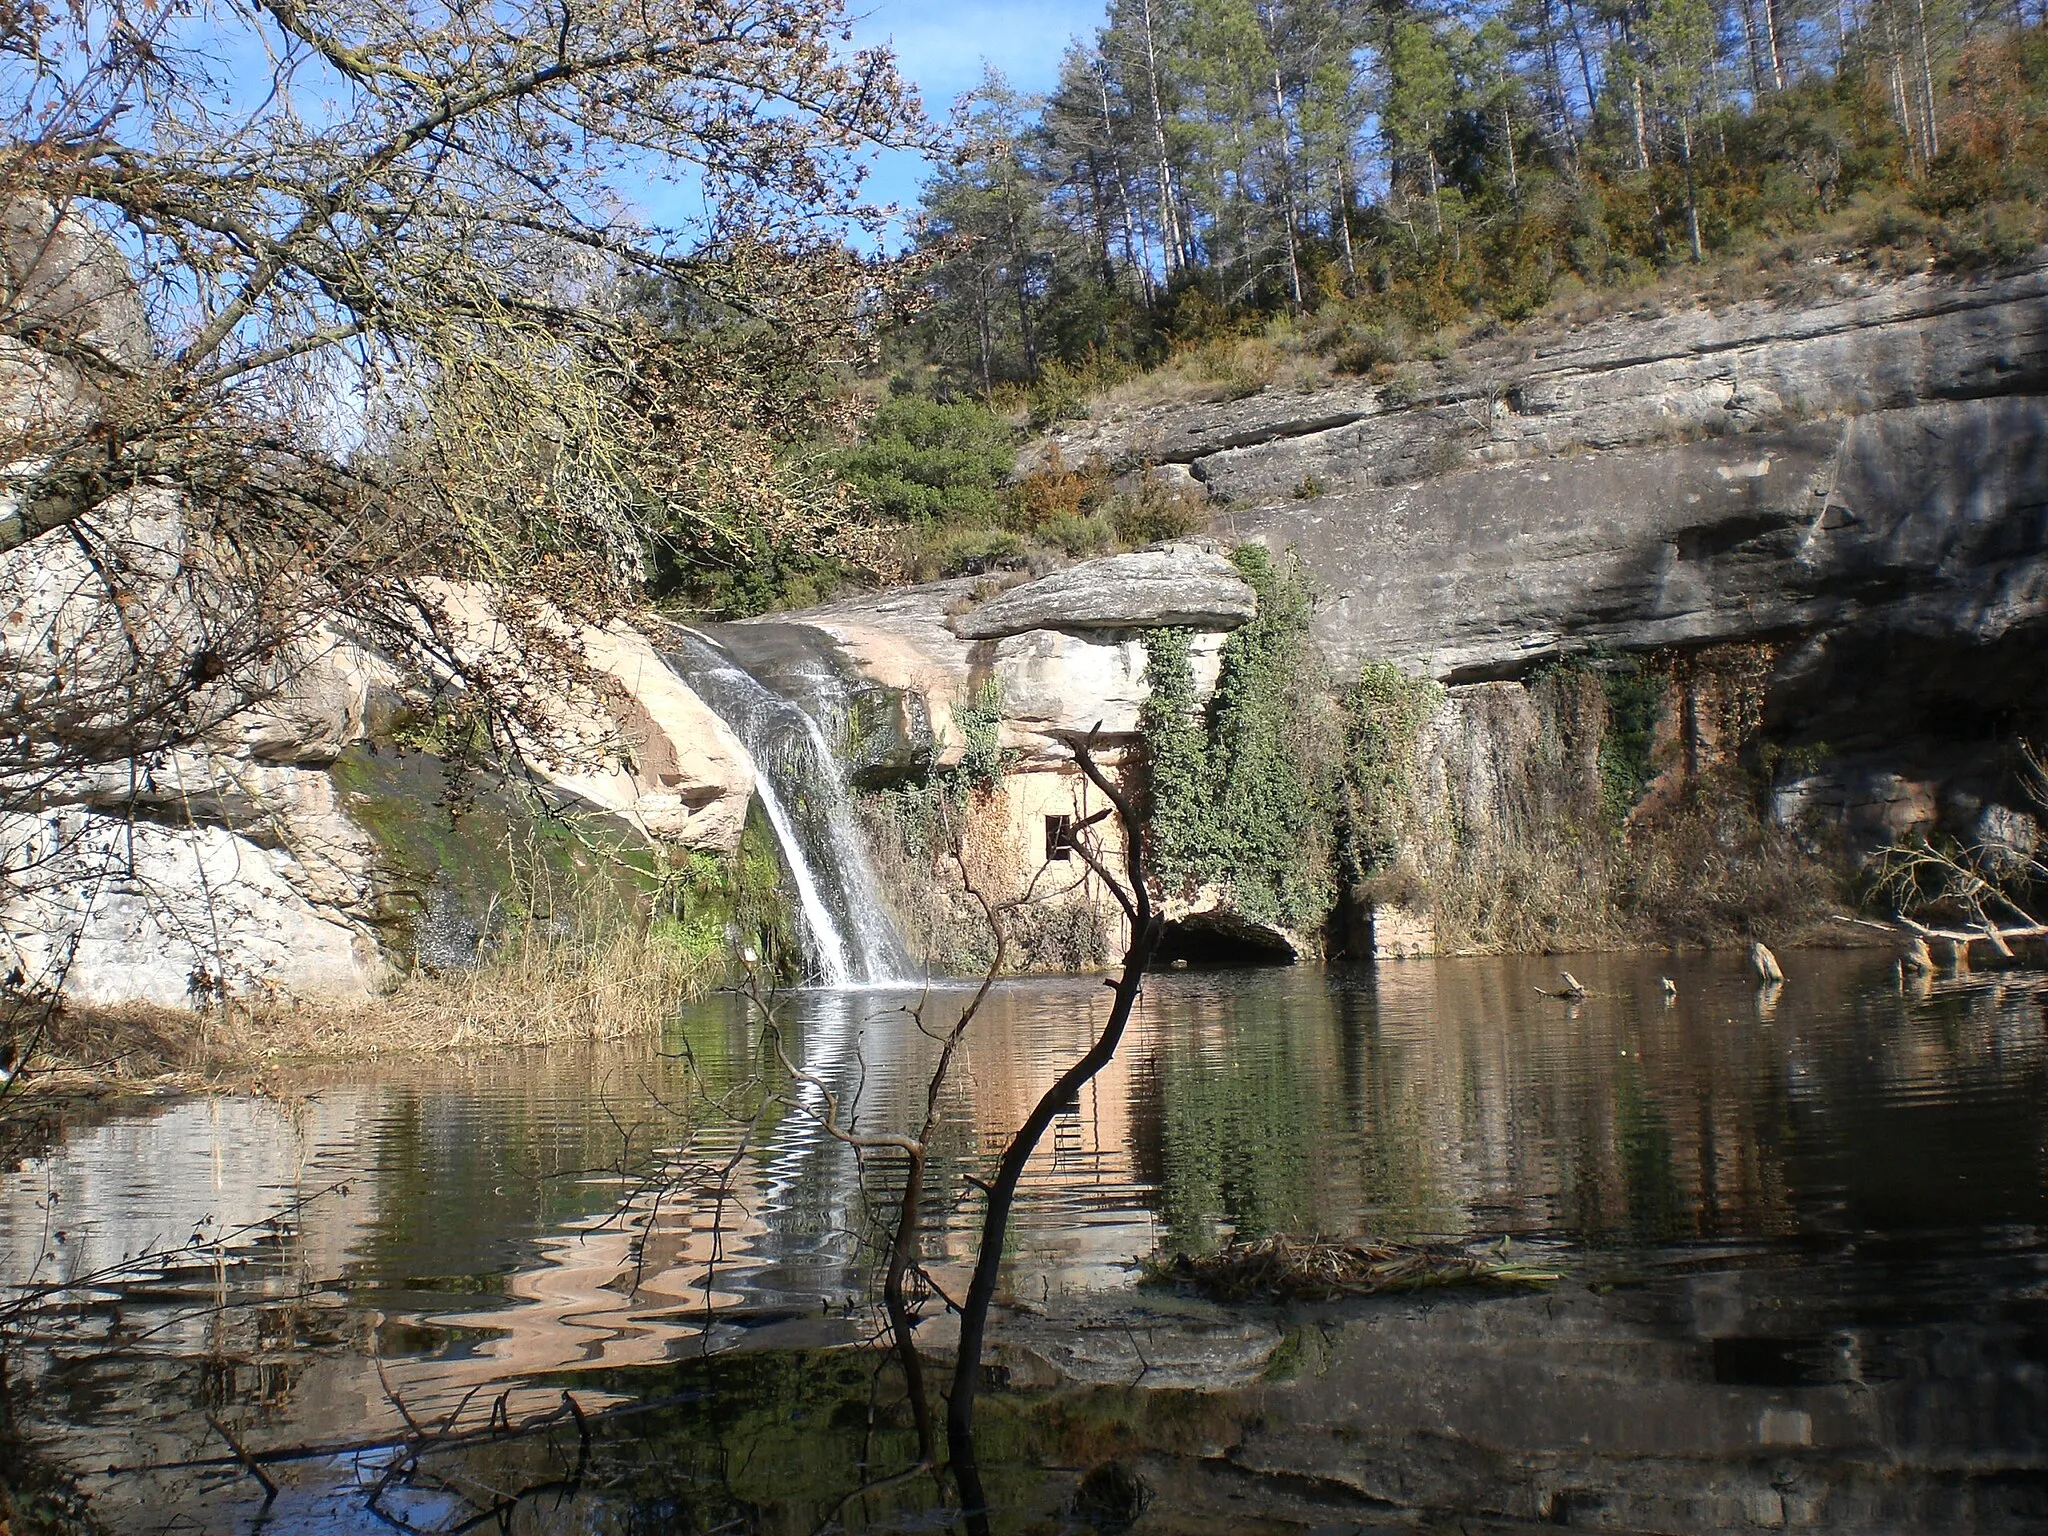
[1935, 199, 2047, 268]
[1026, 360, 1093, 429]
[1596, 657, 1665, 825]
[1139, 626, 1212, 880]
[949, 679, 1006, 797]
[912, 526, 1027, 579]
[1039, 511, 1117, 557]
[1335, 661, 1445, 890]
[836, 394, 1016, 524]
[1109, 473, 1209, 545]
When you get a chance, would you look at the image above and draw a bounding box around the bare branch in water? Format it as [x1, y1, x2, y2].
[946, 725, 1163, 1530]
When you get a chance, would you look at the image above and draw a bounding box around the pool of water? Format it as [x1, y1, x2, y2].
[6, 951, 2048, 1530]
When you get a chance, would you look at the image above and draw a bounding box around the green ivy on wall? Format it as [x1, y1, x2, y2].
[1596, 658, 1665, 826]
[949, 678, 1006, 798]
[1336, 661, 1445, 892]
[1139, 546, 1334, 932]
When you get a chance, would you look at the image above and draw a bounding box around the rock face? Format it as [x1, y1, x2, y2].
[948, 544, 1257, 640]
[1035, 251, 2048, 883]
[2, 507, 757, 1007]
[0, 209, 769, 1010]
[423, 584, 754, 851]
[1036, 254, 2048, 501]
[0, 200, 152, 497]
[1217, 397, 2048, 690]
[772, 546, 1238, 770]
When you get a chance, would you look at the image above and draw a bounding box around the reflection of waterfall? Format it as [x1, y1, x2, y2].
[664, 628, 915, 987]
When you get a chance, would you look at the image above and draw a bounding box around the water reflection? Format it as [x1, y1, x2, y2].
[4, 952, 2047, 1530]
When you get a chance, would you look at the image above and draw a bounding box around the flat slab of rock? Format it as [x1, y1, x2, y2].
[949, 546, 1257, 641]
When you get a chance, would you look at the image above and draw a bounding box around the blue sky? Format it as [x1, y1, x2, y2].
[852, 0, 1105, 212]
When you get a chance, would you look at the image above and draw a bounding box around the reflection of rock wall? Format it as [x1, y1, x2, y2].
[1199, 1247, 2048, 1532]
[0, 1093, 384, 1295]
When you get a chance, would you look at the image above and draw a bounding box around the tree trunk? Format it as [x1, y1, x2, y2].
[1137, 0, 1185, 278]
[1562, 0, 1600, 118]
[1336, 158, 1358, 288]
[1003, 172, 1038, 380]
[1881, 3, 1920, 172]
[1914, 0, 1940, 158]
[946, 742, 1161, 1535]
[1270, 64, 1304, 309]
[1680, 112, 1704, 261]
[1631, 69, 1651, 170]
[1096, 65, 1156, 306]
[1538, 0, 1579, 159]
[1502, 100, 1520, 202]
[975, 268, 994, 395]
[1085, 148, 1116, 286]
[1739, 0, 1766, 97]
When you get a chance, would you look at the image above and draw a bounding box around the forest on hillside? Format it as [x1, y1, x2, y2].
[895, 0, 2048, 394]
[688, 0, 2048, 613]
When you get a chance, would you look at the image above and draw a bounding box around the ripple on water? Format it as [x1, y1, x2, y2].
[6, 952, 2048, 1530]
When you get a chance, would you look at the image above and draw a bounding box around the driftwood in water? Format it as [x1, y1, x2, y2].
[1534, 970, 1588, 1000]
[1147, 1234, 1564, 1303]
[1750, 942, 1784, 985]
[1834, 913, 2048, 968]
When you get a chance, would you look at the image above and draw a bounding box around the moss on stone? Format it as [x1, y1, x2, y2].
[327, 746, 794, 980]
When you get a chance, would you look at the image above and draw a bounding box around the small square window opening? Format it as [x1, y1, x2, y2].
[1045, 814, 1074, 862]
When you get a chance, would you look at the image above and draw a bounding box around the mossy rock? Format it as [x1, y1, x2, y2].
[329, 747, 805, 984]
[327, 745, 660, 971]
[842, 683, 934, 789]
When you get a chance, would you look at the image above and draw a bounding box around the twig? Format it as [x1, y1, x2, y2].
[207, 1414, 278, 1504]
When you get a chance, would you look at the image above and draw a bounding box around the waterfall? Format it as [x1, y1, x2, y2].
[664, 628, 916, 988]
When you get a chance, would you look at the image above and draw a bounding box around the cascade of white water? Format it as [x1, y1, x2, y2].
[748, 771, 853, 987]
[663, 629, 915, 987]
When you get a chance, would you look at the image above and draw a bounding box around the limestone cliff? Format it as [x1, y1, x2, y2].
[15, 243, 2048, 1004]
[812, 253, 2048, 958]
[1027, 253, 2048, 943]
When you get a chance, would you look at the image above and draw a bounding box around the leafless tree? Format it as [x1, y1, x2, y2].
[0, 0, 928, 1035]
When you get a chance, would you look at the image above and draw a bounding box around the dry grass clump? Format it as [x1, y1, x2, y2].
[293, 923, 721, 1057]
[0, 997, 207, 1086]
[7, 923, 721, 1088]
[1144, 1233, 1563, 1303]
